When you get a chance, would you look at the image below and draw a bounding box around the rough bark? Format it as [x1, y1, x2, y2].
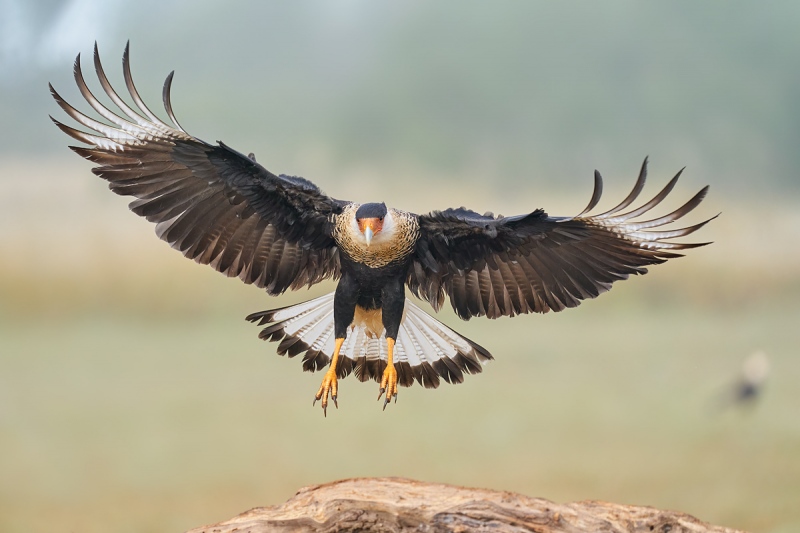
[187, 477, 746, 533]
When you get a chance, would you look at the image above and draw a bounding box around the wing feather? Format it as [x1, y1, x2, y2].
[51, 43, 347, 295]
[592, 156, 649, 218]
[409, 159, 714, 319]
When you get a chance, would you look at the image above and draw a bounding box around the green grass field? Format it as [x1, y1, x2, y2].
[2, 281, 799, 532]
[1, 163, 799, 532]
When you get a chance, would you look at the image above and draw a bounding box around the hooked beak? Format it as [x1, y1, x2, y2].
[358, 217, 382, 247]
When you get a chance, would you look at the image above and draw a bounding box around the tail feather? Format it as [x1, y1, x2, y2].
[246, 291, 493, 389]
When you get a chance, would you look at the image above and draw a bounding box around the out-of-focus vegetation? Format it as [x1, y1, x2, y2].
[1, 2, 799, 533]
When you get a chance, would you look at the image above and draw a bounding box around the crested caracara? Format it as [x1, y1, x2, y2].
[50, 44, 715, 414]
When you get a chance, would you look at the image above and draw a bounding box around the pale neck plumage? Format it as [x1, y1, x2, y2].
[334, 204, 419, 268]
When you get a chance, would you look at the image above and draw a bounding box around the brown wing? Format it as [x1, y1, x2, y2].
[50, 43, 347, 295]
[408, 158, 716, 319]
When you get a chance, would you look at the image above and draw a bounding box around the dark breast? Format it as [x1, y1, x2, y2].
[339, 253, 412, 310]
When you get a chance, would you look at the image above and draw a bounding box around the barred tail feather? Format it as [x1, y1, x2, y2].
[246, 292, 493, 389]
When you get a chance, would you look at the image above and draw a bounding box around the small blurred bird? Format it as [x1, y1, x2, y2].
[716, 351, 771, 411]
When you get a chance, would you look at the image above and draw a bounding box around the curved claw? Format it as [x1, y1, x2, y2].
[314, 370, 338, 416]
[378, 364, 399, 410]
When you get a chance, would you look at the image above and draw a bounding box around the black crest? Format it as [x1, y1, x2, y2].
[355, 202, 387, 220]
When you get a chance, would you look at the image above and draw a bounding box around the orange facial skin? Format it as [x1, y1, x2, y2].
[357, 217, 384, 236]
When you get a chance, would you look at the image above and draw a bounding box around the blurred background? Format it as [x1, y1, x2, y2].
[1, 1, 799, 532]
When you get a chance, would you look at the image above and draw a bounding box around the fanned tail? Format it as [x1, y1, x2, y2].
[246, 292, 493, 389]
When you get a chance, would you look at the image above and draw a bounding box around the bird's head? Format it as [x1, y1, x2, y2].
[355, 202, 387, 247]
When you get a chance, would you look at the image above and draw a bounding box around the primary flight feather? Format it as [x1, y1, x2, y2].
[51, 44, 714, 414]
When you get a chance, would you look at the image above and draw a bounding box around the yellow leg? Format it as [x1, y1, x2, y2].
[378, 338, 398, 410]
[314, 337, 344, 417]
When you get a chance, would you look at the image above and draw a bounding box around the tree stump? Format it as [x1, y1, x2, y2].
[187, 477, 746, 533]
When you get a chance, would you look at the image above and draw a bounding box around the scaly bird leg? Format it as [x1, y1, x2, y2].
[378, 337, 398, 410]
[313, 337, 344, 417]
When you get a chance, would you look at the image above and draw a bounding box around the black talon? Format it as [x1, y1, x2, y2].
[323, 404, 327, 417]
[383, 396, 390, 411]
[378, 388, 385, 400]
[332, 395, 338, 409]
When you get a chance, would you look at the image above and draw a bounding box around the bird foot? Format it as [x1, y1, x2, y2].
[313, 370, 338, 417]
[377, 364, 398, 410]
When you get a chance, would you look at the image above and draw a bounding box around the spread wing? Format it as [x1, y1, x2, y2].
[408, 158, 715, 319]
[50, 43, 347, 295]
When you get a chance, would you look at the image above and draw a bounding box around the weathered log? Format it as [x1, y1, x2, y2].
[187, 478, 745, 533]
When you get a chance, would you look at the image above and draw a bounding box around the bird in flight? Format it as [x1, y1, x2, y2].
[713, 351, 770, 412]
[51, 44, 715, 415]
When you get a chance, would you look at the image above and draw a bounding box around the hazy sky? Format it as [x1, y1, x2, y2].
[3, 1, 799, 195]
[0, 0, 128, 77]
